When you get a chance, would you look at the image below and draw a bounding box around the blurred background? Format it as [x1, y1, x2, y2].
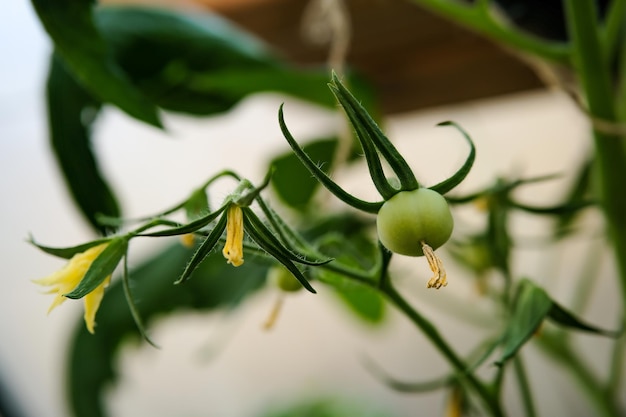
[1, 1, 619, 417]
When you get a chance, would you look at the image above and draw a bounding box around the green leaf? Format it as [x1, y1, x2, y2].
[496, 279, 552, 366]
[429, 121, 476, 195]
[65, 238, 128, 299]
[548, 303, 620, 337]
[271, 137, 338, 210]
[46, 53, 121, 235]
[67, 244, 268, 417]
[315, 233, 385, 324]
[496, 279, 619, 365]
[95, 6, 339, 115]
[185, 188, 210, 221]
[32, 1, 161, 126]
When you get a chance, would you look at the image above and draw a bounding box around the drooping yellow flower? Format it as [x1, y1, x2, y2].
[180, 233, 196, 248]
[34, 243, 111, 334]
[222, 205, 244, 267]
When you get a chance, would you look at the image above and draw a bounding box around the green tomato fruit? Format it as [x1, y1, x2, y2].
[268, 265, 303, 292]
[376, 188, 453, 256]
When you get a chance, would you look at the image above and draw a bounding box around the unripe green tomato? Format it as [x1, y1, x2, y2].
[268, 265, 303, 292]
[376, 188, 453, 256]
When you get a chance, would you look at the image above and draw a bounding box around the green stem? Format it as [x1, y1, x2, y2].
[410, 0, 569, 63]
[513, 356, 537, 417]
[381, 281, 504, 417]
[564, 5, 626, 414]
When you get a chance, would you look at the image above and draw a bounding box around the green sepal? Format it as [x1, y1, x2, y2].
[279, 104, 384, 214]
[429, 121, 476, 195]
[327, 85, 397, 199]
[242, 212, 316, 293]
[28, 236, 112, 260]
[242, 208, 332, 267]
[32, 0, 161, 126]
[254, 198, 333, 264]
[139, 205, 227, 237]
[496, 279, 619, 365]
[329, 72, 419, 191]
[64, 237, 128, 299]
[176, 213, 228, 284]
[121, 254, 158, 348]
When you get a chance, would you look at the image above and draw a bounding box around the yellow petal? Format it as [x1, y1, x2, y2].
[83, 276, 111, 334]
[222, 205, 244, 267]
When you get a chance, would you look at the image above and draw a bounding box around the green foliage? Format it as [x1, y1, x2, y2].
[497, 279, 619, 366]
[67, 244, 268, 417]
[271, 137, 338, 211]
[316, 233, 385, 324]
[32, 0, 161, 127]
[46, 54, 120, 235]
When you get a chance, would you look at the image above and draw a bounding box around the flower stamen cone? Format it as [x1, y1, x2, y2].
[33, 243, 110, 333]
[422, 241, 447, 289]
[222, 205, 244, 267]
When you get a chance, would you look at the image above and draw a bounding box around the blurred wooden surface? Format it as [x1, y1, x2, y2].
[108, 0, 546, 114]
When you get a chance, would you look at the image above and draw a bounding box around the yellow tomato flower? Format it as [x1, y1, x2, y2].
[34, 243, 111, 334]
[180, 233, 196, 248]
[222, 205, 244, 267]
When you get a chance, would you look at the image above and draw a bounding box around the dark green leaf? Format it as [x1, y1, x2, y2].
[548, 303, 620, 337]
[46, 53, 121, 235]
[67, 244, 268, 417]
[496, 279, 553, 366]
[429, 121, 476, 195]
[32, 1, 161, 126]
[95, 7, 339, 115]
[315, 233, 385, 324]
[65, 238, 128, 299]
[271, 138, 339, 210]
[497, 279, 618, 365]
[185, 188, 210, 221]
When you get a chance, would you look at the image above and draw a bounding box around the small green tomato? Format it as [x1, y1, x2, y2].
[268, 265, 303, 293]
[376, 188, 453, 257]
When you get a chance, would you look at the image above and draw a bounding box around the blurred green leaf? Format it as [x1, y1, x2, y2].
[95, 6, 340, 115]
[32, 0, 161, 126]
[67, 243, 268, 417]
[271, 138, 338, 211]
[316, 234, 385, 324]
[259, 398, 393, 417]
[46, 54, 121, 235]
[496, 279, 618, 365]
